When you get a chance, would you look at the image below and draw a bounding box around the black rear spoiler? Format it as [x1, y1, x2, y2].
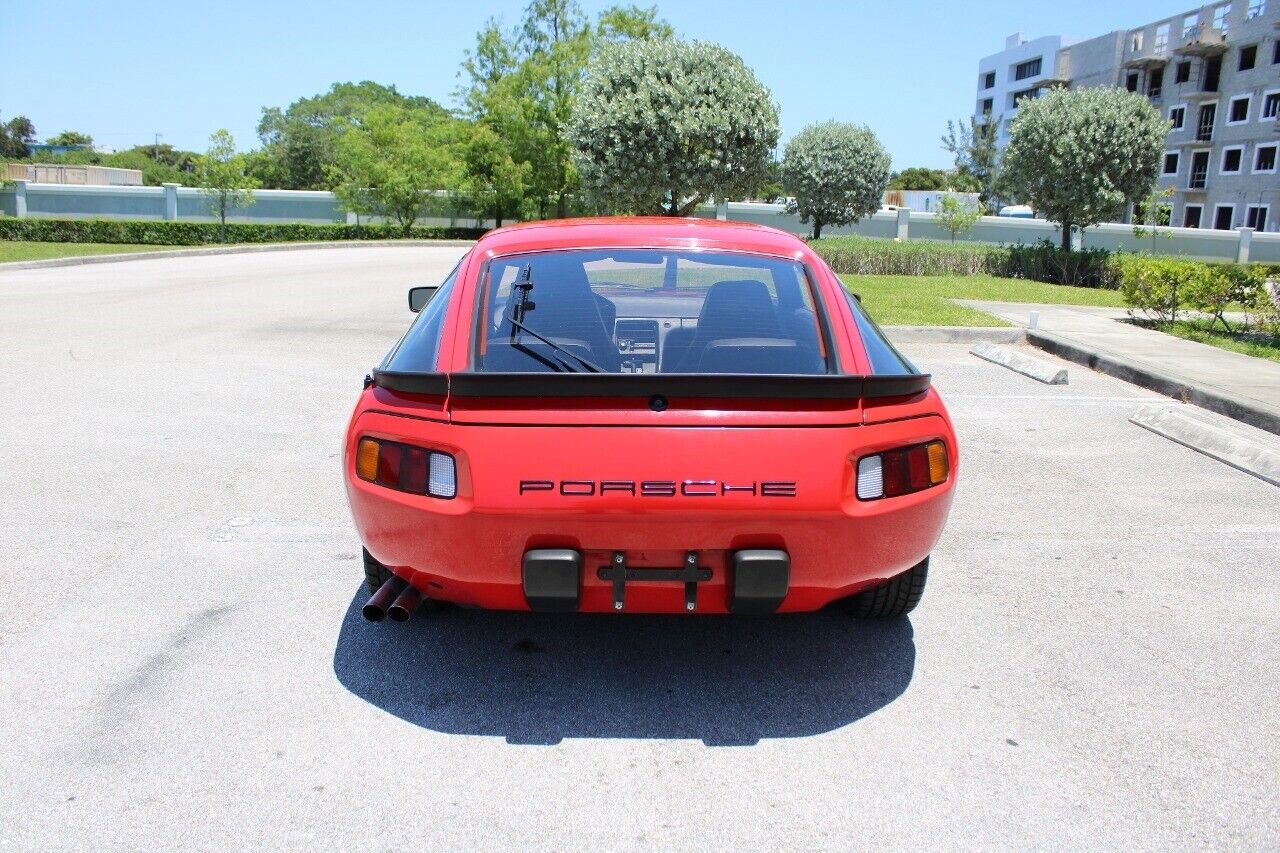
[372, 370, 930, 400]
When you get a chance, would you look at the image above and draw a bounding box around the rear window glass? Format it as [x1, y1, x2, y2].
[844, 290, 917, 375]
[470, 250, 833, 375]
[381, 260, 461, 372]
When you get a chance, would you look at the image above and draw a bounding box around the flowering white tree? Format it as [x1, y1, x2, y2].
[781, 121, 890, 240]
[568, 38, 779, 216]
[999, 87, 1168, 251]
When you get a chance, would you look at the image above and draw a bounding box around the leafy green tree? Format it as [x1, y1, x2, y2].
[934, 194, 986, 243]
[133, 143, 197, 169]
[595, 4, 673, 42]
[781, 121, 890, 239]
[999, 87, 1168, 251]
[46, 130, 93, 147]
[569, 38, 778, 216]
[941, 116, 999, 205]
[196, 130, 259, 242]
[29, 144, 198, 185]
[746, 158, 784, 202]
[1132, 185, 1174, 252]
[457, 3, 673, 219]
[457, 18, 536, 220]
[0, 113, 37, 159]
[330, 105, 463, 235]
[514, 0, 592, 218]
[889, 167, 951, 191]
[463, 123, 530, 226]
[257, 82, 448, 190]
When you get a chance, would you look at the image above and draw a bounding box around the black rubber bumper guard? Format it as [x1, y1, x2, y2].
[522, 548, 790, 614]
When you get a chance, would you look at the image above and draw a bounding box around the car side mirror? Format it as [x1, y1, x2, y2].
[408, 285, 439, 313]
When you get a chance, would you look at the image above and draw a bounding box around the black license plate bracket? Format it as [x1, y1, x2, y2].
[596, 550, 711, 612]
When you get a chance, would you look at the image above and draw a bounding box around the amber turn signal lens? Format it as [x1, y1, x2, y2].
[356, 438, 380, 482]
[927, 441, 948, 485]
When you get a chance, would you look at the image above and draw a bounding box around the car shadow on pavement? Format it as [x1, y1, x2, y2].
[332, 588, 915, 746]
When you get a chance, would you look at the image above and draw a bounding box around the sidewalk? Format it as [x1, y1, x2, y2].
[959, 301, 1280, 435]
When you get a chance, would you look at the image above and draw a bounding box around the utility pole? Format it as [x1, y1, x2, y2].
[153, 132, 163, 159]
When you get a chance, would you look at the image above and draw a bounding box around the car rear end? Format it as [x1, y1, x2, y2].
[345, 220, 958, 616]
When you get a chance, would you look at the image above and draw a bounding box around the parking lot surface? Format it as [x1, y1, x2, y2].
[1, 247, 1277, 850]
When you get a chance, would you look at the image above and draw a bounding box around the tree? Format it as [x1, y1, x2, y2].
[456, 3, 673, 219]
[999, 87, 1168, 251]
[889, 167, 951, 191]
[27, 144, 198, 186]
[569, 38, 779, 216]
[257, 82, 448, 190]
[196, 130, 259, 242]
[745, 158, 784, 202]
[934, 194, 986, 243]
[0, 113, 37, 159]
[47, 130, 93, 147]
[595, 4, 673, 42]
[1132, 185, 1174, 252]
[330, 105, 463, 235]
[781, 121, 890, 239]
[463, 123, 530, 227]
[941, 116, 999, 206]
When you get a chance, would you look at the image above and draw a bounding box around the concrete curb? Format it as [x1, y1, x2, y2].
[0, 239, 478, 271]
[970, 340, 1068, 384]
[1129, 405, 1280, 487]
[1027, 328, 1280, 437]
[885, 326, 1026, 344]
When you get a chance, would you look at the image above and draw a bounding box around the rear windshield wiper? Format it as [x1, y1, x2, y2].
[507, 265, 604, 373]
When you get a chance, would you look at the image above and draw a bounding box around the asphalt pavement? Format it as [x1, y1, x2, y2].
[1, 246, 1277, 850]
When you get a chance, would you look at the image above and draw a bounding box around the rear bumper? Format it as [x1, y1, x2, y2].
[344, 411, 957, 614]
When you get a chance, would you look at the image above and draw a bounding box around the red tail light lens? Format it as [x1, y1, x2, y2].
[355, 438, 456, 499]
[856, 440, 948, 501]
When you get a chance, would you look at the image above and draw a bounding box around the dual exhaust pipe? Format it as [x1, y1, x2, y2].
[362, 575, 424, 623]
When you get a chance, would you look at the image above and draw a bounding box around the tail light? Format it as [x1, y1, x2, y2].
[856, 441, 948, 501]
[355, 437, 456, 499]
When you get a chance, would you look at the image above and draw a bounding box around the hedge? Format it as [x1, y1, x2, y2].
[0, 218, 487, 246]
[810, 234, 1121, 287]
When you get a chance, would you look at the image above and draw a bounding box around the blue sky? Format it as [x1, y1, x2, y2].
[4, 0, 1184, 168]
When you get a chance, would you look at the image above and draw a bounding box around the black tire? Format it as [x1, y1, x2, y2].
[840, 557, 928, 618]
[361, 548, 449, 612]
[363, 548, 393, 594]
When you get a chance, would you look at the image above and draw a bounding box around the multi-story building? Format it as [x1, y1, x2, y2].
[974, 2, 1279, 232]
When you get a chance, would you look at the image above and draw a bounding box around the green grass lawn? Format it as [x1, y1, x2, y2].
[0, 241, 183, 263]
[1154, 320, 1280, 365]
[840, 274, 1126, 326]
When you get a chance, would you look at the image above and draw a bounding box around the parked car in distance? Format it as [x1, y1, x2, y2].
[345, 217, 958, 622]
[997, 204, 1035, 218]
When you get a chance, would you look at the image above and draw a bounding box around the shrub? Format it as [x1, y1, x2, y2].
[1118, 256, 1199, 322]
[1118, 256, 1271, 326]
[811, 234, 999, 277]
[1183, 263, 1267, 331]
[0, 218, 486, 246]
[1002, 241, 1120, 288]
[811, 235, 1119, 286]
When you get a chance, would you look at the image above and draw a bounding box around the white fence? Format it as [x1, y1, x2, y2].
[1, 181, 1275, 263]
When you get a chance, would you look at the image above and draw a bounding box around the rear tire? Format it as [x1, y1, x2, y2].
[840, 557, 928, 618]
[363, 548, 393, 594]
[361, 548, 449, 612]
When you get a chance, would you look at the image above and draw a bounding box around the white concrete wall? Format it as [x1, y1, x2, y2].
[1, 183, 1272, 263]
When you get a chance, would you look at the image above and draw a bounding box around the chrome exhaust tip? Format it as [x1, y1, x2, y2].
[362, 576, 408, 622]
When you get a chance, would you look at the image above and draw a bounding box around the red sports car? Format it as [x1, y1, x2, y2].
[345, 218, 957, 621]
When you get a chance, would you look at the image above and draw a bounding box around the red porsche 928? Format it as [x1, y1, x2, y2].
[345, 218, 957, 621]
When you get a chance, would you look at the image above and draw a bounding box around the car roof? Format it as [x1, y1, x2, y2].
[472, 216, 809, 258]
